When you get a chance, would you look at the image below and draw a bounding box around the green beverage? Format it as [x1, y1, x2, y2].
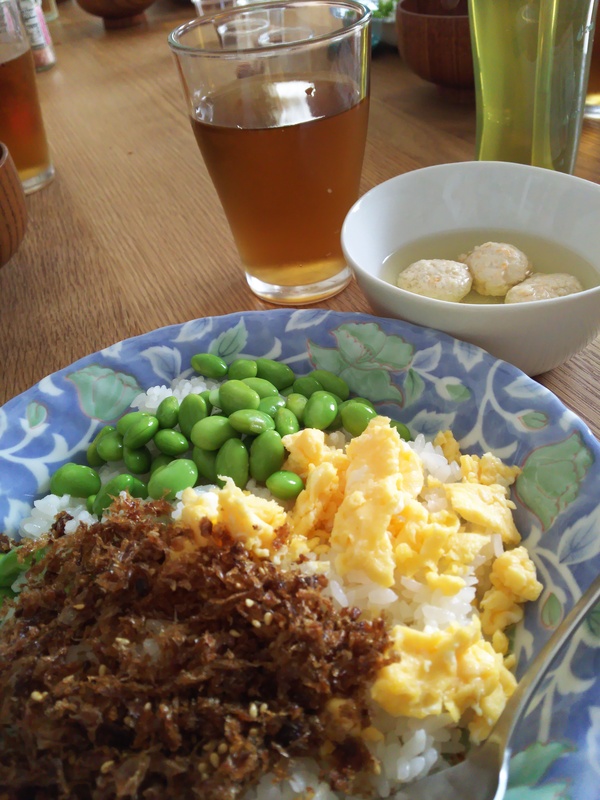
[469, 0, 596, 173]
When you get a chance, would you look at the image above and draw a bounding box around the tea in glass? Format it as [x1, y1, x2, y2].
[169, 1, 371, 305]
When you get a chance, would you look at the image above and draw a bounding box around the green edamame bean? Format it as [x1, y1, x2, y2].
[50, 463, 102, 498]
[285, 393, 307, 422]
[228, 409, 276, 436]
[0, 548, 32, 587]
[123, 445, 153, 475]
[190, 415, 238, 451]
[154, 429, 190, 457]
[303, 391, 338, 430]
[255, 358, 295, 390]
[93, 474, 135, 516]
[192, 446, 218, 483]
[242, 377, 279, 398]
[280, 386, 295, 397]
[191, 352, 228, 379]
[274, 407, 300, 437]
[179, 393, 208, 439]
[86, 442, 105, 468]
[257, 396, 286, 417]
[390, 419, 412, 441]
[147, 459, 198, 501]
[340, 400, 378, 436]
[218, 380, 261, 416]
[215, 438, 249, 489]
[88, 426, 115, 464]
[249, 430, 285, 483]
[156, 396, 179, 429]
[150, 453, 173, 474]
[87, 494, 96, 514]
[129, 477, 148, 499]
[310, 370, 350, 401]
[200, 390, 213, 416]
[209, 387, 221, 407]
[292, 376, 323, 398]
[116, 411, 149, 437]
[96, 430, 124, 463]
[339, 397, 376, 412]
[92, 425, 116, 445]
[228, 358, 258, 380]
[266, 470, 304, 500]
[123, 415, 159, 450]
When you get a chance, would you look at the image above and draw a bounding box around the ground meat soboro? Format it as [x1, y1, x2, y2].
[0, 498, 392, 800]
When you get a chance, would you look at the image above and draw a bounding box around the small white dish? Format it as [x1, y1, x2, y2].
[341, 161, 600, 376]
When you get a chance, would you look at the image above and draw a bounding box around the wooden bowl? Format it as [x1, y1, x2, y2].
[0, 142, 27, 270]
[396, 0, 474, 92]
[74, 0, 155, 29]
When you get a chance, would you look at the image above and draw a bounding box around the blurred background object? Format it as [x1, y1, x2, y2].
[17, 0, 56, 70]
[585, 23, 600, 119]
[0, 142, 28, 270]
[469, 0, 597, 173]
[395, 0, 473, 94]
[0, 0, 55, 193]
[74, 0, 156, 29]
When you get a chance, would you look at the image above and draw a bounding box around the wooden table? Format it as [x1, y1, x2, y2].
[1, 0, 599, 439]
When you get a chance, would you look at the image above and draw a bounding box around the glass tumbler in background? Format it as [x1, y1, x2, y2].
[585, 23, 600, 118]
[169, 0, 371, 305]
[469, 0, 598, 174]
[0, 0, 55, 193]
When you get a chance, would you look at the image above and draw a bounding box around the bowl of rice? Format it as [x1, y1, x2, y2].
[0, 309, 598, 800]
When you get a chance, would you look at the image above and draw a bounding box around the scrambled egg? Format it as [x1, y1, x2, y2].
[179, 416, 542, 743]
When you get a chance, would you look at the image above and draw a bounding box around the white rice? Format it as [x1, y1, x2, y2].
[15, 375, 490, 798]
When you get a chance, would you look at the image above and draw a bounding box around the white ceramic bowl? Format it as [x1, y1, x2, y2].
[341, 161, 600, 376]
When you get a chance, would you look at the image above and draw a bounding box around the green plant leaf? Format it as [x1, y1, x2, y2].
[333, 323, 413, 370]
[540, 593, 563, 629]
[586, 601, 600, 638]
[339, 366, 404, 404]
[515, 433, 594, 530]
[209, 319, 248, 362]
[445, 383, 472, 403]
[520, 411, 550, 430]
[403, 368, 425, 407]
[508, 742, 573, 788]
[26, 401, 47, 429]
[67, 366, 141, 421]
[307, 341, 346, 374]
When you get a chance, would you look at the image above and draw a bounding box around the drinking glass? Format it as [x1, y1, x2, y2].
[469, 0, 598, 174]
[169, 0, 371, 305]
[0, 0, 55, 193]
[585, 24, 600, 118]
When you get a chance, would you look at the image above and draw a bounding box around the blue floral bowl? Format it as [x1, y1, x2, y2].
[0, 309, 598, 799]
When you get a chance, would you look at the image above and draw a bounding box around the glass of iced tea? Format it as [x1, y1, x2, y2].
[169, 0, 371, 305]
[0, 0, 54, 194]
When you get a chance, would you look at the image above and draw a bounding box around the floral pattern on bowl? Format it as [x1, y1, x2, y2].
[0, 308, 598, 799]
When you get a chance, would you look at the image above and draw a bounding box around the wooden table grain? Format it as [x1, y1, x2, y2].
[1, 0, 599, 439]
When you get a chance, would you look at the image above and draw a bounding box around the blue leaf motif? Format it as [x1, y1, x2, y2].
[557, 512, 600, 565]
[141, 346, 182, 383]
[506, 375, 544, 400]
[454, 340, 485, 371]
[411, 343, 442, 373]
[174, 318, 214, 343]
[0, 408, 6, 442]
[410, 409, 457, 438]
[285, 309, 331, 331]
[587, 707, 600, 776]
